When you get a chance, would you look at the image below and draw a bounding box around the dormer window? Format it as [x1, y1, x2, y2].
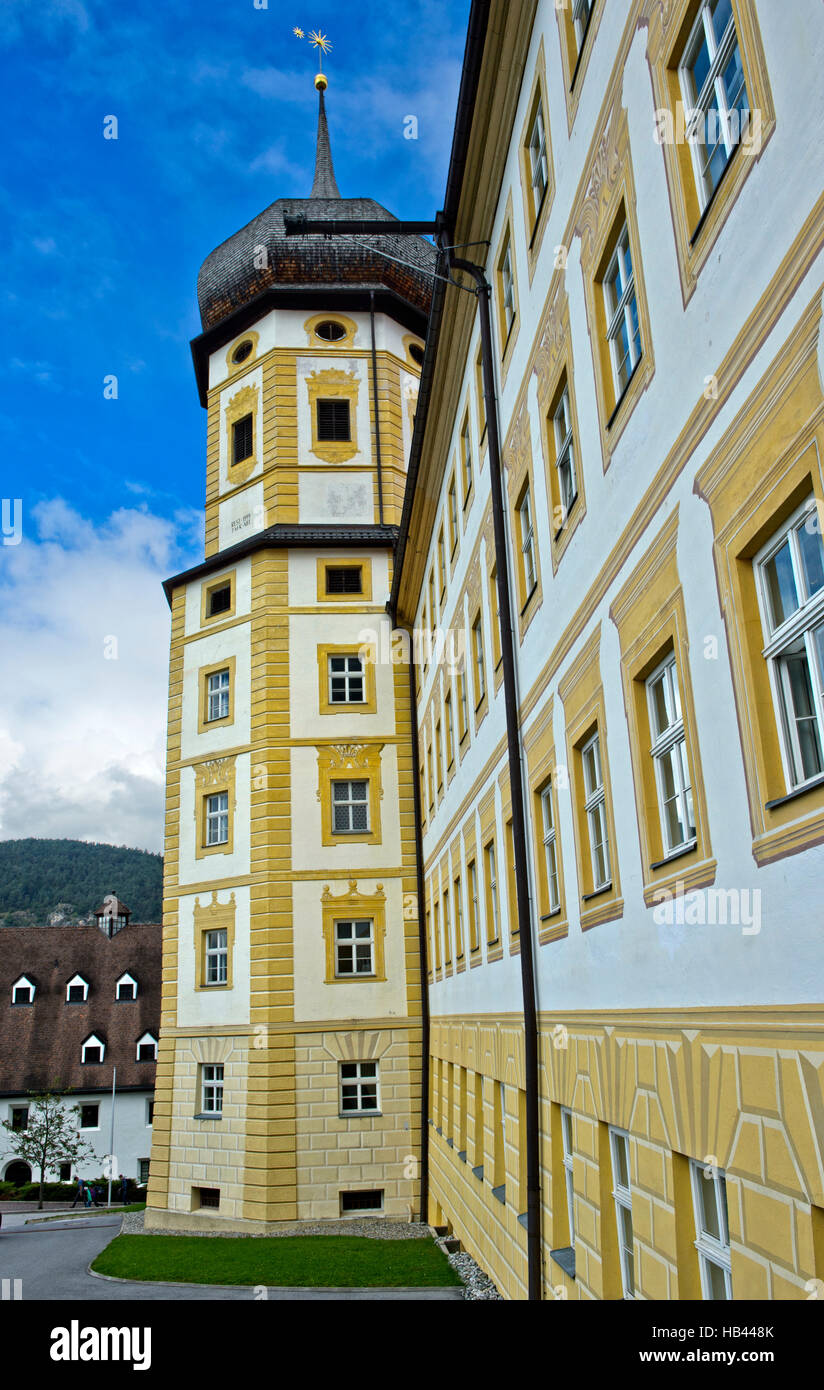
[116, 972, 138, 1002]
[136, 1032, 158, 1063]
[11, 976, 35, 1006]
[82, 1034, 105, 1064]
[66, 974, 89, 1004]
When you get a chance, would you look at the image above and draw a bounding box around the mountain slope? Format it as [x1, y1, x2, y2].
[0, 838, 163, 926]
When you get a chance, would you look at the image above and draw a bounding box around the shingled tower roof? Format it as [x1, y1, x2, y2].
[196, 83, 436, 334]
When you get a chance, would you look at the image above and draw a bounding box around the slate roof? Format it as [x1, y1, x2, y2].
[196, 90, 437, 332]
[0, 924, 162, 1096]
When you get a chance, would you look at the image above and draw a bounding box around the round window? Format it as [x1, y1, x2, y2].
[315, 320, 347, 342]
[232, 339, 254, 364]
[409, 342, 425, 365]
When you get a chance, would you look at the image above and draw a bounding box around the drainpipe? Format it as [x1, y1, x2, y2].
[449, 254, 542, 1301]
[405, 631, 430, 1222]
[370, 292, 385, 527]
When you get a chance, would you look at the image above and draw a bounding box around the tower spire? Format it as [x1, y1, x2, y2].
[310, 80, 340, 199]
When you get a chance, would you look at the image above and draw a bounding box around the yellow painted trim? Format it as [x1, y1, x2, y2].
[321, 879, 387, 983]
[306, 367, 360, 463]
[193, 755, 237, 860]
[316, 556, 373, 603]
[303, 312, 358, 348]
[317, 742, 384, 847]
[196, 655, 237, 734]
[200, 569, 237, 627]
[224, 383, 259, 486]
[517, 35, 555, 286]
[316, 643, 377, 716]
[192, 891, 236, 992]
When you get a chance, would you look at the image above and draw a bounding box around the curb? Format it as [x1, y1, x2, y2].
[86, 1267, 464, 1297]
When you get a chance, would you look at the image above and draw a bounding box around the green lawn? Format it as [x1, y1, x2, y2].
[92, 1233, 462, 1287]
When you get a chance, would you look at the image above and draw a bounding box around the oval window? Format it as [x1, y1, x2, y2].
[315, 320, 347, 342]
[232, 340, 254, 364]
[409, 342, 425, 365]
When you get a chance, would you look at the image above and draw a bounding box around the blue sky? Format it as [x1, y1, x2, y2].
[0, 0, 469, 855]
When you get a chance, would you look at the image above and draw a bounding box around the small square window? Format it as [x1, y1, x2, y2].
[328, 654, 365, 704]
[340, 1189, 383, 1213]
[208, 584, 232, 618]
[317, 399, 351, 442]
[326, 566, 362, 595]
[59, 1162, 72, 1181]
[10, 1106, 28, 1132]
[195, 1186, 220, 1209]
[80, 1104, 99, 1130]
[339, 1060, 379, 1114]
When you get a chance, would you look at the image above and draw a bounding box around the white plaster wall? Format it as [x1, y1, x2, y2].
[178, 753, 251, 886]
[288, 610, 397, 742]
[291, 877, 408, 1022]
[416, 0, 824, 1018]
[208, 309, 278, 391]
[290, 744, 402, 875]
[0, 1092, 153, 1184]
[296, 355, 371, 468]
[287, 549, 391, 608]
[298, 470, 374, 523]
[218, 481, 266, 550]
[180, 624, 251, 763]
[175, 886, 252, 1029]
[184, 557, 252, 637]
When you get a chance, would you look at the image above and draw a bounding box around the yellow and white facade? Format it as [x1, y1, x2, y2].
[394, 0, 824, 1298]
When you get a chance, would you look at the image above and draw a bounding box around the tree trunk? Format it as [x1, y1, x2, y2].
[38, 1165, 45, 1210]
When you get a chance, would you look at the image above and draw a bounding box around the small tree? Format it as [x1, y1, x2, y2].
[1, 1091, 95, 1209]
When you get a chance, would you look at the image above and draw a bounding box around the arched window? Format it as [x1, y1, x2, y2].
[66, 974, 89, 1004]
[11, 975, 35, 1006]
[136, 1032, 158, 1063]
[81, 1034, 105, 1065]
[116, 972, 138, 1002]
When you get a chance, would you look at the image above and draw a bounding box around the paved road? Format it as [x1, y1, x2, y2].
[0, 1217, 464, 1301]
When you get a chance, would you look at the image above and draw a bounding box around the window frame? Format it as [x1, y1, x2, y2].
[561, 1106, 575, 1244]
[201, 1062, 224, 1117]
[66, 974, 89, 1004]
[331, 777, 370, 836]
[204, 927, 229, 986]
[646, 653, 698, 857]
[609, 1127, 635, 1299]
[581, 730, 612, 892]
[333, 917, 376, 979]
[603, 222, 642, 406]
[339, 1060, 380, 1116]
[11, 976, 34, 1006]
[81, 1034, 105, 1065]
[689, 1159, 733, 1299]
[540, 782, 561, 914]
[678, 0, 750, 214]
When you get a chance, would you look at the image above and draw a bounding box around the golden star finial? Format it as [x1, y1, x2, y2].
[293, 26, 304, 38]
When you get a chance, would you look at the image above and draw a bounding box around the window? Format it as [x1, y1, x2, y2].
[205, 928, 228, 986]
[428, 567, 437, 629]
[679, 0, 749, 210]
[10, 1106, 28, 1132]
[334, 919, 375, 977]
[582, 731, 611, 890]
[461, 417, 473, 503]
[138, 1158, 151, 1183]
[195, 1186, 220, 1209]
[325, 565, 362, 596]
[553, 384, 577, 521]
[454, 875, 464, 959]
[202, 1063, 224, 1116]
[444, 691, 455, 768]
[435, 721, 444, 792]
[499, 238, 516, 341]
[66, 975, 88, 1004]
[59, 1161, 71, 1181]
[11, 976, 34, 1005]
[332, 779, 369, 834]
[475, 347, 486, 441]
[609, 1128, 635, 1298]
[315, 319, 346, 342]
[604, 223, 642, 402]
[340, 1189, 383, 1213]
[81, 1035, 105, 1065]
[328, 654, 365, 705]
[755, 501, 824, 788]
[115, 973, 137, 1002]
[647, 655, 696, 854]
[448, 478, 459, 555]
[527, 99, 549, 226]
[468, 859, 479, 953]
[340, 1060, 379, 1114]
[443, 889, 452, 967]
[231, 338, 254, 364]
[207, 583, 231, 618]
[426, 739, 434, 810]
[146, 1101, 154, 1126]
[573, 0, 594, 50]
[205, 791, 229, 847]
[485, 841, 499, 944]
[489, 567, 502, 669]
[80, 1104, 99, 1130]
[317, 398, 351, 442]
[437, 528, 447, 599]
[472, 617, 486, 707]
[690, 1160, 732, 1299]
[206, 668, 230, 722]
[561, 1107, 575, 1242]
[519, 486, 537, 595]
[540, 784, 560, 913]
[136, 1033, 158, 1062]
[232, 413, 253, 466]
[457, 668, 469, 741]
[408, 342, 424, 366]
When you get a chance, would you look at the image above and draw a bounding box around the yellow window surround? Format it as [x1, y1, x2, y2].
[192, 892, 236, 992]
[533, 280, 587, 573]
[200, 569, 237, 627]
[224, 329, 260, 378]
[493, 192, 520, 385]
[646, 0, 775, 306]
[193, 756, 237, 861]
[316, 556, 373, 603]
[523, 695, 568, 945]
[694, 295, 824, 866]
[518, 36, 555, 283]
[306, 367, 360, 463]
[504, 400, 543, 639]
[558, 627, 623, 930]
[316, 743, 384, 847]
[479, 784, 502, 962]
[321, 879, 387, 983]
[317, 643, 377, 716]
[610, 509, 716, 905]
[576, 101, 654, 469]
[224, 383, 259, 486]
[554, 0, 606, 133]
[304, 312, 358, 348]
[197, 655, 237, 734]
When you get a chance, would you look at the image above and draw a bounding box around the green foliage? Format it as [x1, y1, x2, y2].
[92, 1234, 463, 1287]
[0, 838, 162, 926]
[1, 1092, 97, 1207]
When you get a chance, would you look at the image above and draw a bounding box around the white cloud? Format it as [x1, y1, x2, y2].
[0, 499, 202, 852]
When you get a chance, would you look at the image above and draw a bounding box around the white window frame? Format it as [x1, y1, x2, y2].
[679, 0, 749, 209]
[136, 1032, 158, 1062]
[205, 928, 228, 986]
[328, 653, 365, 705]
[553, 384, 577, 521]
[339, 1060, 380, 1115]
[116, 972, 138, 1001]
[81, 1034, 105, 1065]
[646, 654, 696, 856]
[469, 859, 479, 947]
[500, 240, 516, 339]
[561, 1106, 575, 1244]
[754, 498, 824, 791]
[201, 1063, 224, 1116]
[472, 619, 486, 705]
[442, 889, 452, 963]
[331, 778, 370, 834]
[689, 1159, 732, 1300]
[609, 1127, 635, 1298]
[205, 790, 229, 846]
[11, 975, 34, 1005]
[519, 485, 537, 595]
[66, 974, 89, 1004]
[528, 99, 548, 219]
[454, 875, 464, 956]
[206, 667, 230, 722]
[448, 478, 459, 553]
[445, 690, 455, 768]
[581, 730, 611, 890]
[604, 223, 641, 401]
[486, 841, 499, 940]
[573, 0, 594, 50]
[540, 784, 560, 913]
[334, 918, 375, 978]
[461, 419, 473, 502]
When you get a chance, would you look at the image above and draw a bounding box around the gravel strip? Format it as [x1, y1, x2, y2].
[120, 1211, 435, 1240]
[446, 1249, 503, 1300]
